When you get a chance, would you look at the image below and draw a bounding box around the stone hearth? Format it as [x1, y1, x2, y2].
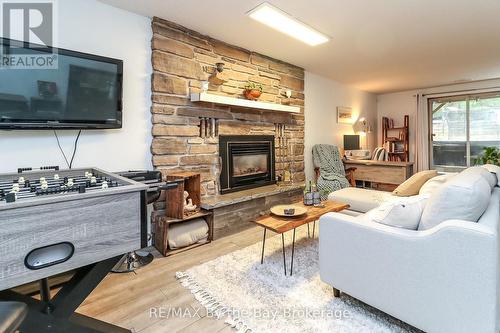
[201, 184, 304, 239]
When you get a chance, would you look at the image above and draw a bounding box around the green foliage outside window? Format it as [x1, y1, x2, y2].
[475, 146, 500, 166]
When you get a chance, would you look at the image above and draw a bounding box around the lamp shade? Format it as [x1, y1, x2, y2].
[353, 118, 371, 134]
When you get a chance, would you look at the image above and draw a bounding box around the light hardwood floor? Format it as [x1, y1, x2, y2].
[77, 226, 273, 333]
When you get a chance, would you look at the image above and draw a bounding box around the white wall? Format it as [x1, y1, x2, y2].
[377, 78, 500, 162]
[377, 91, 416, 161]
[304, 72, 377, 181]
[0, 0, 152, 173]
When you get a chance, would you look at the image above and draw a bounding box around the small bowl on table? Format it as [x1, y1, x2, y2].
[270, 205, 307, 217]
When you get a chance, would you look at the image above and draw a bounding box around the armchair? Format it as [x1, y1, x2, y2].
[314, 167, 356, 187]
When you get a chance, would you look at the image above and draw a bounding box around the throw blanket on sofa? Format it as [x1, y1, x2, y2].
[313, 144, 350, 200]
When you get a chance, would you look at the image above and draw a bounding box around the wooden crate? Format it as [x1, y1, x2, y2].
[152, 171, 212, 256]
[153, 210, 213, 257]
[165, 172, 201, 219]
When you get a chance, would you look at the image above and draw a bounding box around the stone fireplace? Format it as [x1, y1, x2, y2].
[150, 17, 304, 197]
[150, 17, 305, 238]
[219, 135, 275, 193]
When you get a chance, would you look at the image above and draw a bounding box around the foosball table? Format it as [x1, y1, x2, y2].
[0, 167, 148, 332]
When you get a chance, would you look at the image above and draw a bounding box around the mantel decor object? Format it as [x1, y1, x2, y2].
[165, 172, 201, 219]
[244, 81, 263, 100]
[208, 62, 227, 86]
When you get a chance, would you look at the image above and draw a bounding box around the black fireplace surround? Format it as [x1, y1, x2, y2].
[219, 135, 276, 194]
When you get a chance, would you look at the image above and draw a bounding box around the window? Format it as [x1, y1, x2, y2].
[429, 92, 500, 171]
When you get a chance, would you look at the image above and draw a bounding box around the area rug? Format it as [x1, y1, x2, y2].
[176, 226, 420, 333]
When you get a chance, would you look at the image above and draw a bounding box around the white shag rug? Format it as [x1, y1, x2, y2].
[176, 226, 420, 333]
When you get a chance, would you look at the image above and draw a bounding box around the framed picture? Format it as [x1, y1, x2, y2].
[337, 106, 353, 124]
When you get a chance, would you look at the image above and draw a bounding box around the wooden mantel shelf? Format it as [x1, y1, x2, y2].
[190, 92, 300, 114]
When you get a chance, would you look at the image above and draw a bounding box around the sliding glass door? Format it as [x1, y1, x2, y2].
[430, 93, 500, 171]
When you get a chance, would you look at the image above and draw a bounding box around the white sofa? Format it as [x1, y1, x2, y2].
[320, 168, 500, 333]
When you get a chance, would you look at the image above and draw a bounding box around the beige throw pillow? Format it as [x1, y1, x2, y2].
[393, 170, 438, 197]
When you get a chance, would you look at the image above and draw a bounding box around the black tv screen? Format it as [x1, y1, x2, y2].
[0, 38, 123, 129]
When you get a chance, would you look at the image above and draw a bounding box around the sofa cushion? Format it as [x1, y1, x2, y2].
[328, 187, 393, 213]
[477, 188, 500, 229]
[460, 166, 496, 189]
[481, 164, 499, 187]
[419, 169, 491, 230]
[419, 173, 455, 196]
[365, 195, 428, 230]
[393, 170, 438, 197]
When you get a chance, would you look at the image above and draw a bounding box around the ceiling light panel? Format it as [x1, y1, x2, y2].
[247, 2, 330, 46]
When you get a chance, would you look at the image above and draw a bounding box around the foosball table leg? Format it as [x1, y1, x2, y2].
[0, 255, 131, 333]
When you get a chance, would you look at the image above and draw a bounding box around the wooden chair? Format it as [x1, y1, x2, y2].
[314, 165, 356, 187]
[313, 144, 356, 188]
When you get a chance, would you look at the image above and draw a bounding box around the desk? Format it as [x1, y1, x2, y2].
[343, 160, 414, 188]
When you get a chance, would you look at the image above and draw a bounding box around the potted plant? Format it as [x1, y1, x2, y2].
[244, 82, 263, 100]
[475, 146, 500, 166]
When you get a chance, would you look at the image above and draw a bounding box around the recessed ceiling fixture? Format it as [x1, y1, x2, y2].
[247, 2, 330, 46]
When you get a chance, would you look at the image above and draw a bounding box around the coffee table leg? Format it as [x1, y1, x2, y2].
[307, 223, 310, 238]
[260, 228, 267, 264]
[312, 221, 316, 238]
[290, 228, 296, 276]
[281, 233, 287, 275]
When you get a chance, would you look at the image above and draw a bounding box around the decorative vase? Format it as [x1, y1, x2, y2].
[303, 180, 314, 206]
[312, 191, 321, 205]
[303, 192, 314, 206]
[244, 89, 261, 100]
[311, 182, 321, 205]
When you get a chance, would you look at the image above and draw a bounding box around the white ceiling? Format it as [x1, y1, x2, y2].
[99, 0, 500, 94]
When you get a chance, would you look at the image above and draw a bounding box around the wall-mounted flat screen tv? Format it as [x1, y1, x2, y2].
[0, 38, 123, 129]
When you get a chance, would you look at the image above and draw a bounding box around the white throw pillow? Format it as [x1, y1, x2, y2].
[419, 173, 455, 196]
[366, 195, 428, 230]
[481, 164, 500, 187]
[419, 169, 491, 230]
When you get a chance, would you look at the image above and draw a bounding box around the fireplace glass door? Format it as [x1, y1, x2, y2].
[219, 135, 275, 193]
[232, 154, 269, 178]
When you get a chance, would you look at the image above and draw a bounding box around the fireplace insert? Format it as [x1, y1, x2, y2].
[219, 135, 275, 194]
